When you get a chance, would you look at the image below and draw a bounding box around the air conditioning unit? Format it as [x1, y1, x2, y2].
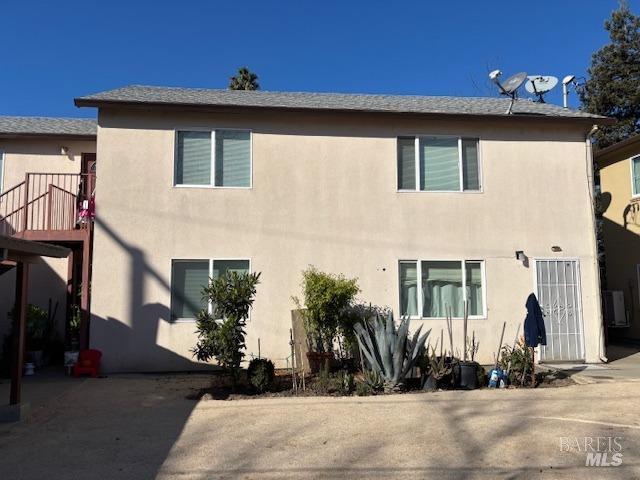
[603, 290, 629, 327]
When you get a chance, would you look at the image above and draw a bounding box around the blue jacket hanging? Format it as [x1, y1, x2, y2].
[524, 293, 547, 347]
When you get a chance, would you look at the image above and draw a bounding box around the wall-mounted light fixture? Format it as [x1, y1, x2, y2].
[60, 146, 69, 155]
[551, 246, 562, 252]
[515, 250, 528, 266]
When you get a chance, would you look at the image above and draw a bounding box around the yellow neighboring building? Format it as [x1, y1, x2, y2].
[597, 134, 640, 343]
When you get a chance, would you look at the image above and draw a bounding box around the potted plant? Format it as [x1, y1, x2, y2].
[64, 304, 81, 375]
[292, 266, 360, 373]
[425, 346, 452, 390]
[24, 304, 50, 368]
[457, 302, 481, 390]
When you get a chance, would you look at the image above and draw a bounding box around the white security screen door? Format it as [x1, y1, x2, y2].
[535, 259, 585, 362]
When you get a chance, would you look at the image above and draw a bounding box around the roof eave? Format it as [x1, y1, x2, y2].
[595, 133, 640, 162]
[74, 98, 614, 125]
[0, 132, 96, 140]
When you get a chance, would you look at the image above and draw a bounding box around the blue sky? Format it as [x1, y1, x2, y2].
[0, 0, 636, 117]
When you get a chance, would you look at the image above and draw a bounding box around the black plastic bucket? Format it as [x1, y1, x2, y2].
[458, 361, 480, 389]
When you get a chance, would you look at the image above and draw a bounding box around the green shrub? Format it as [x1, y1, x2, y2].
[363, 368, 384, 392]
[247, 358, 275, 393]
[192, 271, 261, 389]
[355, 381, 373, 396]
[293, 266, 360, 352]
[499, 338, 534, 386]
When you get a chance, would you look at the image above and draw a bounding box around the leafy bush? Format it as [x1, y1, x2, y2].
[293, 266, 360, 352]
[354, 312, 430, 392]
[247, 358, 275, 393]
[193, 271, 261, 389]
[338, 371, 355, 395]
[499, 337, 534, 386]
[355, 381, 373, 396]
[363, 369, 384, 392]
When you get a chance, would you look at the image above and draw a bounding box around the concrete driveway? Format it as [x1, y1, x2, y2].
[1, 372, 639, 480]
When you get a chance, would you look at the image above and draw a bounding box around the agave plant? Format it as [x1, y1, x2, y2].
[354, 312, 430, 392]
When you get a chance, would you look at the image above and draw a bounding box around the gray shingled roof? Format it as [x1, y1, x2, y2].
[0, 116, 97, 137]
[75, 85, 609, 121]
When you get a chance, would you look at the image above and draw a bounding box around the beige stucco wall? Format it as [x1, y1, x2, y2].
[90, 108, 604, 372]
[0, 137, 96, 347]
[599, 143, 640, 340]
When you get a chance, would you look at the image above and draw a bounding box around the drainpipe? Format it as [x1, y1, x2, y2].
[585, 125, 608, 363]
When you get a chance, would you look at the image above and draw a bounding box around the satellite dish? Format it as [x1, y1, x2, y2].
[501, 72, 528, 94]
[525, 75, 559, 103]
[489, 70, 528, 114]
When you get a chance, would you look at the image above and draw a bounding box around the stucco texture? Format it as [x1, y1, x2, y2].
[90, 108, 603, 371]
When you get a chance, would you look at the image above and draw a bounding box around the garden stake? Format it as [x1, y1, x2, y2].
[446, 306, 454, 357]
[494, 322, 506, 369]
[462, 301, 468, 362]
[505, 324, 521, 380]
[289, 328, 297, 394]
[258, 338, 261, 360]
[440, 329, 443, 358]
[531, 347, 536, 388]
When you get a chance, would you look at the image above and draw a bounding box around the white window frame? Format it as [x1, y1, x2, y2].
[170, 257, 252, 322]
[173, 128, 253, 189]
[396, 135, 483, 193]
[630, 155, 640, 198]
[398, 259, 487, 319]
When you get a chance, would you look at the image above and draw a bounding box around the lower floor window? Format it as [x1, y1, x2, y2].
[171, 258, 250, 320]
[399, 259, 485, 318]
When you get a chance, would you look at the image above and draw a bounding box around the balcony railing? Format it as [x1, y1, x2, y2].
[0, 173, 95, 237]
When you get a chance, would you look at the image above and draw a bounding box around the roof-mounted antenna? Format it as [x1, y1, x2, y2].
[489, 70, 528, 114]
[525, 75, 558, 103]
[562, 75, 577, 108]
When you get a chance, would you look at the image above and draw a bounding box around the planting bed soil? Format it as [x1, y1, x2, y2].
[185, 367, 575, 401]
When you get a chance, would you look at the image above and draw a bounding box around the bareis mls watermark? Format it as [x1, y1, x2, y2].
[559, 436, 623, 467]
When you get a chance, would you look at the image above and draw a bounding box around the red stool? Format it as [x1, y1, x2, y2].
[73, 349, 102, 378]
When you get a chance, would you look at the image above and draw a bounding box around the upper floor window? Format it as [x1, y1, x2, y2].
[175, 130, 251, 188]
[397, 136, 480, 192]
[632, 155, 640, 197]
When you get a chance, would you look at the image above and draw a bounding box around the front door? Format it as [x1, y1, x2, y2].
[81, 153, 96, 197]
[535, 259, 585, 362]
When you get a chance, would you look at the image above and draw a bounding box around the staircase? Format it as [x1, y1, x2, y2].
[0, 172, 95, 347]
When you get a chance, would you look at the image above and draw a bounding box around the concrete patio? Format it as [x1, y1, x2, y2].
[0, 366, 639, 480]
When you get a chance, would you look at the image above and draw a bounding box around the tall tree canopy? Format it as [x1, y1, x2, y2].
[229, 67, 260, 91]
[580, 1, 640, 148]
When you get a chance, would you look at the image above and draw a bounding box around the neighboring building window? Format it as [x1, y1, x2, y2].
[632, 156, 640, 196]
[170, 258, 250, 320]
[399, 260, 485, 318]
[175, 130, 251, 187]
[397, 137, 480, 192]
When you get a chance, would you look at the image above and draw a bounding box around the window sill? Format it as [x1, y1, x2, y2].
[396, 189, 483, 194]
[173, 184, 252, 190]
[406, 316, 487, 321]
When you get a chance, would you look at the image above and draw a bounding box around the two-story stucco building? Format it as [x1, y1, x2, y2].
[73, 86, 612, 371]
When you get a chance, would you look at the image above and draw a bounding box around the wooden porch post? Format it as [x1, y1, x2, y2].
[10, 262, 29, 405]
[79, 234, 92, 350]
[66, 249, 75, 345]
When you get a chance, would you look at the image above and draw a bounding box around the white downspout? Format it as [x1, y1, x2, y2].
[585, 125, 608, 362]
